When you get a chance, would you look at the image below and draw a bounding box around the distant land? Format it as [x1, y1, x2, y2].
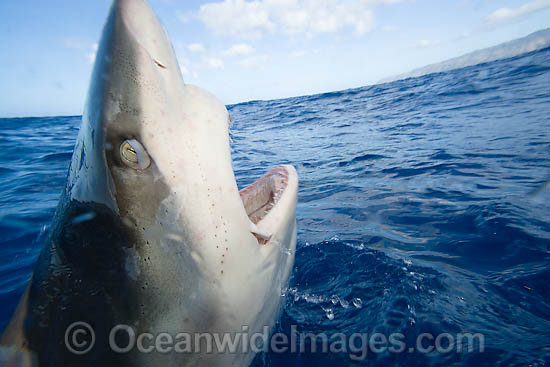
[380, 27, 550, 83]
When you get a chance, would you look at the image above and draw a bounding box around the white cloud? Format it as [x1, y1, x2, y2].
[86, 43, 99, 64]
[289, 49, 320, 58]
[87, 53, 96, 64]
[205, 57, 224, 69]
[486, 0, 550, 25]
[289, 50, 308, 58]
[63, 38, 91, 50]
[382, 25, 399, 32]
[459, 31, 472, 39]
[198, 0, 275, 40]
[187, 43, 206, 53]
[179, 63, 189, 75]
[223, 43, 255, 56]
[412, 39, 440, 48]
[177, 10, 193, 23]
[64, 38, 98, 64]
[363, 0, 403, 4]
[195, 0, 387, 40]
[237, 54, 270, 68]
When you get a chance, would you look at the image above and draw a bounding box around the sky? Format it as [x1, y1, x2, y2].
[0, 0, 549, 117]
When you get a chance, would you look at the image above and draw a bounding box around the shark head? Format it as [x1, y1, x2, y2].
[45, 0, 298, 364]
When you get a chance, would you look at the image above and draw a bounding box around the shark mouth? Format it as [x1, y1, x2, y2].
[240, 166, 291, 244]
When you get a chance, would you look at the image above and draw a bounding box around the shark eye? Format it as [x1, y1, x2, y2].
[120, 139, 151, 170]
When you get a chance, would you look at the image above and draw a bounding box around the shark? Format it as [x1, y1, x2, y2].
[0, 0, 298, 366]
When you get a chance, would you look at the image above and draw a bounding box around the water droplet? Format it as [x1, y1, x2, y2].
[352, 298, 362, 308]
[305, 294, 322, 304]
[330, 295, 340, 305]
[324, 308, 335, 320]
[280, 247, 293, 255]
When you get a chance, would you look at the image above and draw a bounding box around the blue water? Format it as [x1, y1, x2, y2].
[1, 47, 550, 366]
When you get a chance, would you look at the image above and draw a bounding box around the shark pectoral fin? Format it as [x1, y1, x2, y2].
[250, 222, 272, 244]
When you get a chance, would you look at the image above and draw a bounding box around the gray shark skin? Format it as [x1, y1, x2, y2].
[0, 1, 298, 366]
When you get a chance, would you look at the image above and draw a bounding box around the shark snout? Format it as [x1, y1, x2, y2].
[112, 0, 179, 72]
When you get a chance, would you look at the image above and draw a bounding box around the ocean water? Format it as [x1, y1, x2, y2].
[1, 47, 549, 366]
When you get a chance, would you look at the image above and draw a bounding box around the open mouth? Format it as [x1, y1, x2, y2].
[239, 166, 292, 243]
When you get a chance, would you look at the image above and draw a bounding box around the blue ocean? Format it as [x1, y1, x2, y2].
[1, 47, 549, 366]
